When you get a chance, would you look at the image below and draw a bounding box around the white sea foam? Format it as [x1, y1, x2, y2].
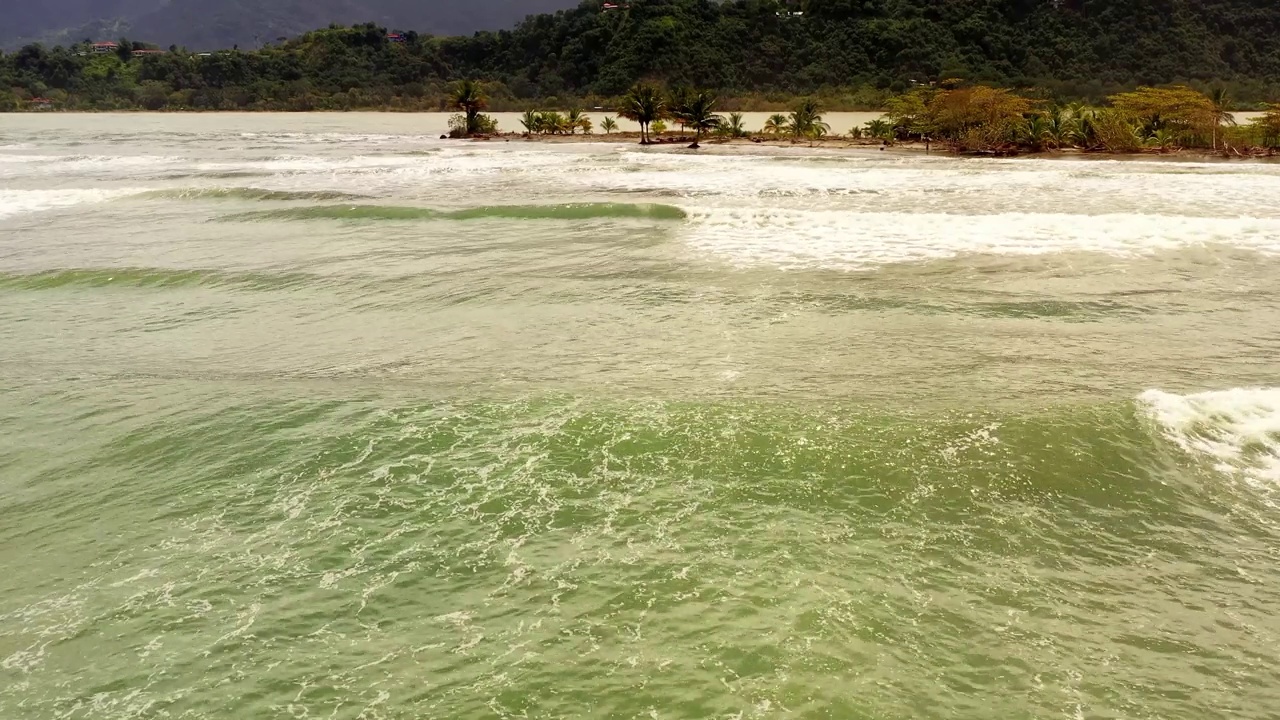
[186, 149, 569, 178]
[0, 188, 138, 220]
[236, 131, 443, 146]
[682, 209, 1280, 269]
[0, 154, 187, 182]
[547, 154, 1280, 229]
[1139, 388, 1280, 483]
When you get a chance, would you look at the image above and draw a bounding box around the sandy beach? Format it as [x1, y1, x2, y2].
[465, 129, 1279, 161]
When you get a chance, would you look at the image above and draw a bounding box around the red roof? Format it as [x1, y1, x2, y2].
[93, 41, 119, 47]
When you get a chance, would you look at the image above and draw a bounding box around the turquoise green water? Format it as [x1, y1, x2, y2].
[3, 114, 1280, 719]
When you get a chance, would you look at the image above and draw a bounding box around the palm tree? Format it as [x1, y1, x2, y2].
[864, 118, 893, 140]
[718, 112, 749, 138]
[1020, 115, 1051, 150]
[450, 80, 487, 136]
[566, 108, 585, 135]
[542, 112, 570, 135]
[601, 116, 619, 134]
[1068, 103, 1100, 148]
[651, 119, 668, 136]
[763, 113, 789, 135]
[788, 98, 829, 141]
[618, 84, 665, 145]
[1043, 108, 1077, 149]
[1147, 127, 1178, 150]
[1210, 87, 1236, 150]
[668, 86, 694, 132]
[578, 117, 594, 134]
[520, 109, 540, 136]
[680, 90, 721, 148]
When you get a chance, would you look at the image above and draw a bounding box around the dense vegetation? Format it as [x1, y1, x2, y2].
[875, 83, 1280, 153]
[2, 0, 1279, 112]
[1, 0, 576, 52]
[453, 79, 1280, 153]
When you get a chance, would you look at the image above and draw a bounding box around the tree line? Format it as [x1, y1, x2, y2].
[3, 0, 1280, 112]
[449, 79, 1280, 154]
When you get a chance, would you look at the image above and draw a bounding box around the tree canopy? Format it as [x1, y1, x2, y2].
[2, 0, 1279, 111]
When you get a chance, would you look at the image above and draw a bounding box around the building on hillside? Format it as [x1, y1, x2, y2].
[386, 33, 407, 43]
[92, 41, 119, 53]
[131, 49, 165, 57]
[29, 97, 54, 109]
[602, 2, 629, 11]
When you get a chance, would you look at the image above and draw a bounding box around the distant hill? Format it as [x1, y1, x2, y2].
[4, 0, 1280, 112]
[0, 0, 582, 50]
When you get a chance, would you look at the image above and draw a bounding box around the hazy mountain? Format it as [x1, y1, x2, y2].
[0, 0, 583, 49]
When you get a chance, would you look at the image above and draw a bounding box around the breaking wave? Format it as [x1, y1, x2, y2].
[1139, 388, 1280, 483]
[134, 187, 371, 202]
[220, 202, 689, 222]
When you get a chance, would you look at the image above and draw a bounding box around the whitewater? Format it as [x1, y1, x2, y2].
[2, 113, 1280, 719]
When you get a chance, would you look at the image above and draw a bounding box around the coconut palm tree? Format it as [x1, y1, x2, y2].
[806, 123, 828, 146]
[1068, 103, 1100, 148]
[668, 86, 694, 132]
[1042, 108, 1077, 149]
[1147, 127, 1178, 150]
[579, 117, 594, 134]
[680, 90, 721, 148]
[601, 116, 619, 134]
[539, 111, 569, 135]
[763, 113, 789, 135]
[520, 109, 540, 136]
[788, 98, 829, 141]
[864, 118, 893, 139]
[718, 112, 749, 138]
[619, 84, 665, 145]
[1209, 87, 1236, 150]
[1020, 115, 1052, 150]
[566, 108, 585, 135]
[450, 80, 487, 136]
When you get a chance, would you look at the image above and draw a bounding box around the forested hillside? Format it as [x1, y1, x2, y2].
[458, 0, 1279, 99]
[3, 0, 1279, 111]
[0, 0, 577, 50]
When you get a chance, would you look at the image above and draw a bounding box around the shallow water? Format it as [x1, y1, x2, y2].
[2, 113, 1280, 719]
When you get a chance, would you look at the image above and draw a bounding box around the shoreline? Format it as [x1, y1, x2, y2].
[466, 131, 1280, 162]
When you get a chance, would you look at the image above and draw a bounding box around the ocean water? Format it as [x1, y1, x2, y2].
[2, 113, 1280, 719]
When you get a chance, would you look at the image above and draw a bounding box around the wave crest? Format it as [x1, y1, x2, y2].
[135, 187, 370, 202]
[220, 202, 688, 223]
[1139, 388, 1280, 483]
